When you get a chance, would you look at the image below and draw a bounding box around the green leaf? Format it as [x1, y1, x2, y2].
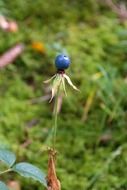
[12, 162, 47, 187]
[0, 149, 16, 167]
[0, 181, 9, 190]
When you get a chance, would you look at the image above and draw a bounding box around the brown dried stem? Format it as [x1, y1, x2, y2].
[47, 149, 61, 190]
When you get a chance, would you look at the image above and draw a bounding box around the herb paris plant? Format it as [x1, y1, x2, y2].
[45, 54, 78, 190]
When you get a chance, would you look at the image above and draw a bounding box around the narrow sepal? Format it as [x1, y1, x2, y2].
[49, 75, 62, 102]
[63, 74, 79, 91]
[61, 77, 67, 96]
[44, 74, 56, 84]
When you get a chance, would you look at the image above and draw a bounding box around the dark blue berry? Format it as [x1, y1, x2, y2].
[55, 54, 70, 70]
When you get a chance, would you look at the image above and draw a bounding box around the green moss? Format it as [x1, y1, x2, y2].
[0, 0, 127, 189]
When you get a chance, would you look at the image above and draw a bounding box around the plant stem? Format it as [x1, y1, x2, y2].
[0, 168, 12, 175]
[53, 85, 60, 150]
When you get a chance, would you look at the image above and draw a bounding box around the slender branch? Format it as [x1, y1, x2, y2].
[105, 0, 119, 13]
[105, 0, 127, 22]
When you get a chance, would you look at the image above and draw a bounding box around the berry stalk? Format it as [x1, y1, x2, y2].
[53, 82, 61, 150]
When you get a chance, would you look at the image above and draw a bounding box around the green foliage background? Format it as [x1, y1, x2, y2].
[0, 0, 127, 189]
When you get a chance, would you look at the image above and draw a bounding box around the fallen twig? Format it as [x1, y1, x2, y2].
[0, 43, 24, 68]
[105, 0, 127, 22]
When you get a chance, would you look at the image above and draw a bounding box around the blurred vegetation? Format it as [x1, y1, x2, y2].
[0, 0, 127, 189]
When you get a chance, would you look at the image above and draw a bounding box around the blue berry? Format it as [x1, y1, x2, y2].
[55, 54, 71, 70]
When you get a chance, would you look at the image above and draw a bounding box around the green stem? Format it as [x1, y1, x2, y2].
[0, 168, 12, 175]
[53, 85, 60, 150]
